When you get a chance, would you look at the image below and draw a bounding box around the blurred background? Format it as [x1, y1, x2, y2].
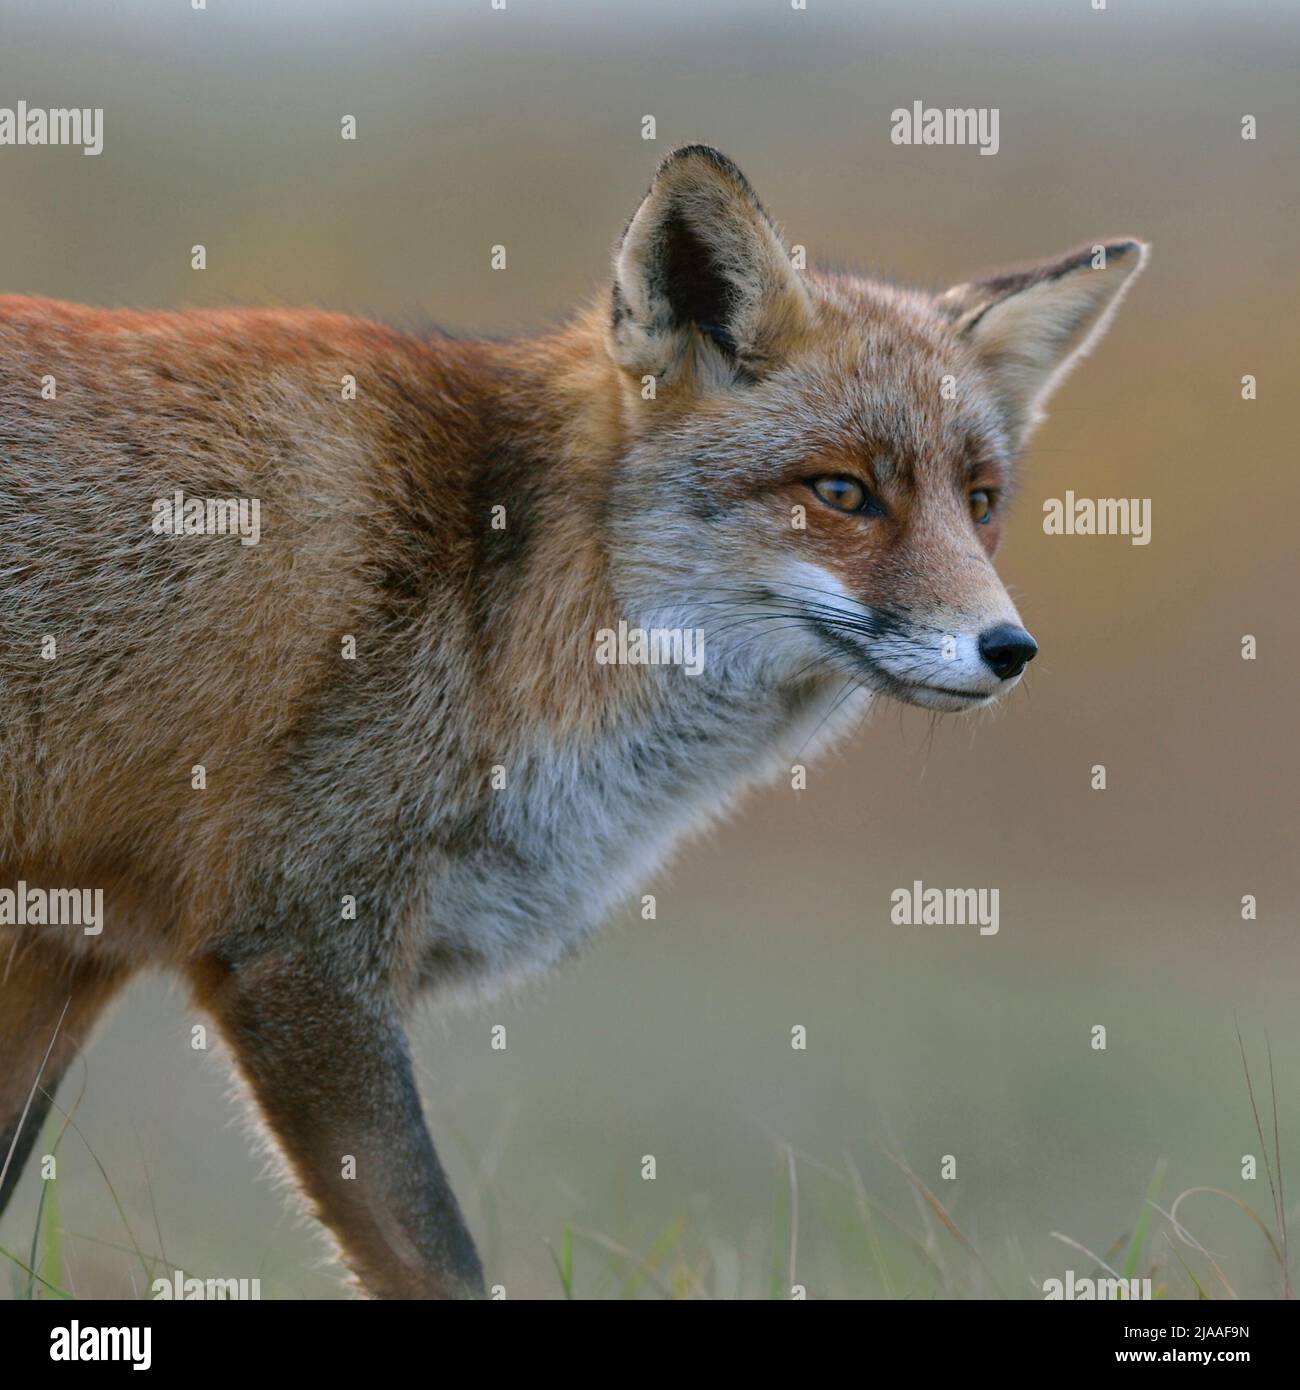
[1, 0, 1297, 1298]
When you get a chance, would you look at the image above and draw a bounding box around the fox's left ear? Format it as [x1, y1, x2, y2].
[938, 240, 1149, 450]
[609, 145, 813, 387]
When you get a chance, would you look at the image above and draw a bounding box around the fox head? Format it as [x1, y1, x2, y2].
[603, 145, 1147, 712]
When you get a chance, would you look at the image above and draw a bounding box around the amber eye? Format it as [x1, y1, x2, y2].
[970, 489, 995, 525]
[811, 476, 881, 516]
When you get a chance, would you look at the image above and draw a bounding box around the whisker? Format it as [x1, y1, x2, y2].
[793, 675, 870, 762]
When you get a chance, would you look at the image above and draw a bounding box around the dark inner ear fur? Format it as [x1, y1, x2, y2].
[656, 208, 738, 359]
[951, 240, 1141, 333]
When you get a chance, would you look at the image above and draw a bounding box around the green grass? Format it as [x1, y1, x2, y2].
[2, 1039, 1291, 1301]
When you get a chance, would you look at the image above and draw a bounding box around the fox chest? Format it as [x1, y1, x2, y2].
[417, 679, 863, 990]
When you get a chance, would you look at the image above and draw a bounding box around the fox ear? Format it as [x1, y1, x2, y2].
[938, 240, 1149, 449]
[610, 145, 812, 386]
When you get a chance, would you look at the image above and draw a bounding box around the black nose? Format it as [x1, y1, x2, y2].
[978, 623, 1038, 680]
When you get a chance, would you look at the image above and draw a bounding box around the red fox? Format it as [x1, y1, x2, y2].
[0, 146, 1146, 1299]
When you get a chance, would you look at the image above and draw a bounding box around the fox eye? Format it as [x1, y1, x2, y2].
[810, 476, 883, 517]
[970, 489, 996, 525]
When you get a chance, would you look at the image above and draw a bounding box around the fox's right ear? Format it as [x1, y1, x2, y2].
[609, 145, 812, 388]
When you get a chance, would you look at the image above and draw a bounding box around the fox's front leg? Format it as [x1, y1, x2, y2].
[0, 944, 132, 1215]
[190, 952, 483, 1300]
